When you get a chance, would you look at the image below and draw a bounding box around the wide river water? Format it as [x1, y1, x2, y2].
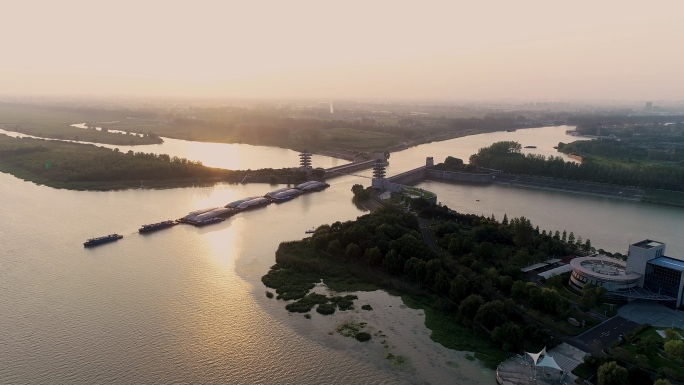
[1, 125, 683, 384]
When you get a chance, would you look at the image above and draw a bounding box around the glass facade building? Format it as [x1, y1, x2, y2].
[643, 256, 684, 304]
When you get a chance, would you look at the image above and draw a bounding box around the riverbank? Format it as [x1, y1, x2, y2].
[642, 189, 684, 208]
[262, 281, 495, 384]
[493, 174, 644, 201]
[262, 238, 511, 370]
[0, 135, 246, 190]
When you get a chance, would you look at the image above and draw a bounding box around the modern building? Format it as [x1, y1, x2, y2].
[569, 239, 684, 307]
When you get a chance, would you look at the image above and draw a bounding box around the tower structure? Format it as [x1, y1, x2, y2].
[299, 150, 312, 170]
[372, 159, 386, 179]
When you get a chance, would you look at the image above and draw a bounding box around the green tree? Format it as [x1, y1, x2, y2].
[449, 275, 469, 302]
[345, 243, 362, 260]
[351, 184, 364, 195]
[448, 237, 461, 255]
[492, 322, 523, 352]
[597, 361, 628, 385]
[654, 379, 673, 385]
[477, 242, 495, 260]
[327, 239, 342, 255]
[459, 294, 484, 320]
[474, 300, 508, 330]
[511, 280, 527, 300]
[363, 246, 383, 266]
[545, 274, 563, 288]
[498, 275, 514, 293]
[664, 328, 680, 342]
[636, 336, 659, 358]
[665, 339, 684, 360]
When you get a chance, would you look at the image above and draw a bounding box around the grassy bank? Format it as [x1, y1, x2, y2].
[642, 189, 684, 208]
[262, 239, 510, 369]
[0, 103, 161, 145]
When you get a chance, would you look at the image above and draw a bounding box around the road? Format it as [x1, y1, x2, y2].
[577, 316, 640, 348]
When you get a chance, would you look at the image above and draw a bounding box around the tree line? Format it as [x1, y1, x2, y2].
[0, 135, 292, 185]
[469, 141, 684, 191]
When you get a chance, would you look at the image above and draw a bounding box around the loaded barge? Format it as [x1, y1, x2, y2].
[178, 181, 331, 227]
[139, 220, 178, 233]
[84, 234, 123, 247]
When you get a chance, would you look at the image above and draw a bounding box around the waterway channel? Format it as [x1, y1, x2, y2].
[1, 125, 683, 384]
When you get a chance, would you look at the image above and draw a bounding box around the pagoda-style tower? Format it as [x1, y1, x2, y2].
[372, 159, 386, 179]
[299, 150, 312, 170]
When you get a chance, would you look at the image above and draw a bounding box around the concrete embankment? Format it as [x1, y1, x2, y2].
[425, 169, 494, 184]
[493, 174, 644, 200]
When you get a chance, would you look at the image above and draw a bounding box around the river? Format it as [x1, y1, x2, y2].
[1, 125, 683, 384]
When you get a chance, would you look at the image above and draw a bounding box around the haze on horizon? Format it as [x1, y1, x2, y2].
[1, 0, 683, 102]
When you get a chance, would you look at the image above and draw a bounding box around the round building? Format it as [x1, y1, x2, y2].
[569, 256, 641, 292]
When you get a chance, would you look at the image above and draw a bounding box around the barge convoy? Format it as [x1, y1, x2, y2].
[179, 181, 329, 226]
[85, 181, 330, 245]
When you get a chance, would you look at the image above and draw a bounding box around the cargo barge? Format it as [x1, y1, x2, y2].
[193, 217, 225, 226]
[84, 234, 123, 247]
[139, 220, 178, 233]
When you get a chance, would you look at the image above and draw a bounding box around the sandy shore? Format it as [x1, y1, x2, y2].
[257, 281, 495, 385]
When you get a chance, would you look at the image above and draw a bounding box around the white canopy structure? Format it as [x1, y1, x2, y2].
[525, 347, 565, 382]
[526, 347, 547, 365]
[537, 355, 562, 371]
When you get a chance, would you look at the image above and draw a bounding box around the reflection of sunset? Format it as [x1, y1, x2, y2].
[186, 142, 244, 170]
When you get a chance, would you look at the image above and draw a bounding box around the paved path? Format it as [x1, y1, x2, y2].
[417, 218, 437, 250]
[618, 300, 684, 327]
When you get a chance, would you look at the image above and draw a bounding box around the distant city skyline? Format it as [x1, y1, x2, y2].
[1, 0, 683, 101]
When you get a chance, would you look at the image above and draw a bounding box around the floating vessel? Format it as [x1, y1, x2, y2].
[270, 189, 303, 202]
[524, 145, 537, 149]
[236, 197, 271, 210]
[295, 181, 330, 192]
[305, 228, 315, 234]
[84, 234, 123, 247]
[139, 220, 178, 233]
[193, 217, 225, 227]
[225, 196, 260, 208]
[265, 187, 291, 199]
[179, 207, 219, 223]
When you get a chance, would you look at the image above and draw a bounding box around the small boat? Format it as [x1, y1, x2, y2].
[524, 145, 537, 149]
[475, 199, 480, 202]
[305, 228, 315, 234]
[84, 234, 123, 247]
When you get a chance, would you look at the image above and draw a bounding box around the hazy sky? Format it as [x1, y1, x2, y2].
[1, 0, 682, 101]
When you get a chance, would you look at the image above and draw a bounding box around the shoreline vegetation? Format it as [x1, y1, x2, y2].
[471, 141, 684, 207]
[0, 103, 162, 146]
[0, 135, 308, 191]
[262, 204, 611, 369]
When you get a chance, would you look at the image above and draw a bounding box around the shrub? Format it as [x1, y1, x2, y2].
[265, 291, 274, 299]
[355, 332, 371, 342]
[362, 304, 373, 311]
[316, 303, 336, 315]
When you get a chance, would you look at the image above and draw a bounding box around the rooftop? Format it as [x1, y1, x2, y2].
[649, 256, 684, 272]
[570, 256, 642, 282]
[632, 239, 664, 249]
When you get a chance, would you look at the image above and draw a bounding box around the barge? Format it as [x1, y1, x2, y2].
[139, 220, 178, 233]
[84, 234, 123, 247]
